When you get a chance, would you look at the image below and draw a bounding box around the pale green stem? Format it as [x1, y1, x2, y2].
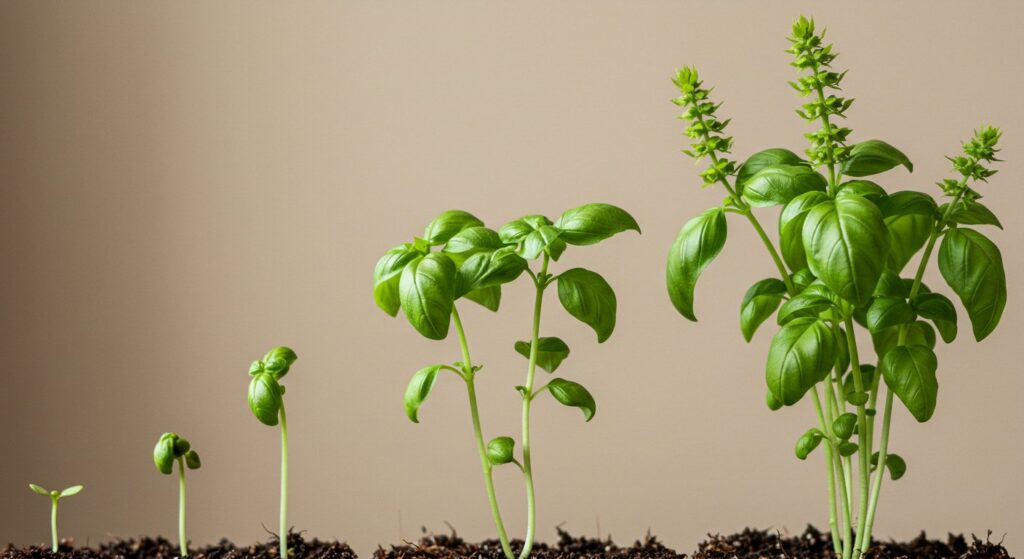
[178, 457, 188, 557]
[519, 255, 550, 559]
[50, 498, 58, 553]
[842, 316, 870, 558]
[811, 388, 847, 557]
[279, 402, 289, 559]
[452, 307, 515, 559]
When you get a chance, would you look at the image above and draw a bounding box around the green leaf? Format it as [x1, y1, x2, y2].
[521, 225, 565, 260]
[399, 254, 456, 340]
[913, 292, 958, 343]
[842, 365, 876, 401]
[941, 200, 1003, 229]
[514, 337, 571, 373]
[873, 270, 909, 299]
[865, 297, 916, 333]
[486, 436, 516, 465]
[666, 208, 727, 321]
[404, 365, 443, 423]
[802, 195, 890, 307]
[838, 441, 859, 457]
[872, 453, 907, 481]
[779, 191, 830, 271]
[777, 285, 837, 325]
[842, 140, 914, 177]
[735, 148, 806, 195]
[464, 286, 501, 312]
[739, 278, 788, 342]
[881, 345, 938, 422]
[29, 484, 50, 497]
[547, 378, 596, 421]
[498, 215, 551, 244]
[873, 320, 936, 357]
[423, 210, 484, 245]
[880, 191, 937, 272]
[262, 346, 297, 378]
[455, 247, 527, 298]
[443, 227, 504, 264]
[173, 437, 191, 456]
[248, 373, 283, 426]
[832, 413, 857, 440]
[153, 434, 177, 475]
[59, 485, 84, 498]
[557, 268, 617, 343]
[766, 318, 838, 406]
[742, 165, 827, 207]
[184, 450, 201, 470]
[839, 180, 888, 202]
[766, 390, 783, 411]
[555, 203, 640, 245]
[795, 428, 823, 460]
[939, 228, 1006, 341]
[373, 246, 421, 317]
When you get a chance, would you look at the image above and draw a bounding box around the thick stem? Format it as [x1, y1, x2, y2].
[50, 498, 58, 553]
[519, 255, 550, 559]
[279, 402, 289, 559]
[452, 308, 515, 559]
[178, 457, 188, 557]
[842, 317, 870, 557]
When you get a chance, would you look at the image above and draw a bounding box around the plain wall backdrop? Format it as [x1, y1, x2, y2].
[1, 1, 1022, 556]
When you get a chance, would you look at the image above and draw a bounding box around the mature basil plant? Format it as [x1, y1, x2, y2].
[375, 204, 639, 559]
[665, 17, 1006, 559]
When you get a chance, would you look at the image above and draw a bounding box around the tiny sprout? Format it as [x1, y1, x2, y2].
[28, 483, 83, 552]
[247, 346, 297, 559]
[153, 432, 201, 557]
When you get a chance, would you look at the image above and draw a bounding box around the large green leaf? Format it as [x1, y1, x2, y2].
[248, 372, 283, 426]
[841, 140, 913, 177]
[742, 165, 827, 207]
[779, 191, 830, 271]
[880, 345, 938, 422]
[739, 278, 788, 342]
[880, 191, 937, 272]
[557, 268, 617, 342]
[913, 292, 958, 343]
[865, 297, 916, 333]
[399, 254, 456, 340]
[373, 245, 420, 316]
[938, 227, 1006, 341]
[555, 203, 640, 245]
[547, 378, 596, 421]
[423, 210, 484, 245]
[514, 337, 570, 373]
[766, 318, 838, 406]
[666, 208, 727, 321]
[735, 148, 806, 195]
[404, 365, 443, 423]
[802, 195, 890, 307]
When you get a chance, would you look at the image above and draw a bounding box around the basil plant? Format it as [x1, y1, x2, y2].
[374, 204, 639, 559]
[665, 17, 1007, 559]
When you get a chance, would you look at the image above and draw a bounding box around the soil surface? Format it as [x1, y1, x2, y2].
[692, 526, 1013, 559]
[2, 532, 356, 559]
[374, 528, 684, 559]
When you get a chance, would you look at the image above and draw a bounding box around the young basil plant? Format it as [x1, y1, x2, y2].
[376, 204, 638, 559]
[153, 432, 201, 557]
[665, 16, 1006, 559]
[247, 346, 298, 559]
[28, 483, 83, 553]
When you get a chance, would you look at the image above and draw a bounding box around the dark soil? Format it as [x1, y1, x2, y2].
[2, 532, 356, 559]
[692, 526, 1013, 559]
[373, 528, 684, 559]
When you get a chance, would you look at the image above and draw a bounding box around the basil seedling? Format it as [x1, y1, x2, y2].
[665, 17, 1007, 559]
[153, 432, 201, 557]
[375, 205, 638, 559]
[247, 346, 298, 559]
[28, 483, 83, 552]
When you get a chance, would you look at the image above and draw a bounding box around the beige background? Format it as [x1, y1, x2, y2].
[1, 1, 1022, 556]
